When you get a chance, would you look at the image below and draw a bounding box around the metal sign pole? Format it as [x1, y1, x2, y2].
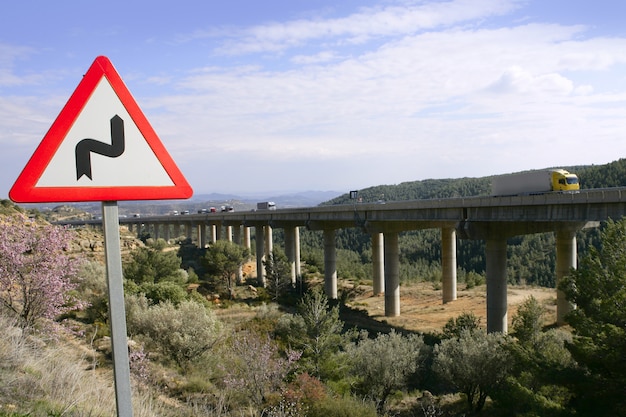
[102, 200, 134, 417]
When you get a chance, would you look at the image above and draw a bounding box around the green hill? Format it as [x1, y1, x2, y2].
[323, 158, 626, 205]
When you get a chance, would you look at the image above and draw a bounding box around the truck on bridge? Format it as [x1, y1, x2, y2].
[257, 201, 276, 210]
[491, 169, 579, 196]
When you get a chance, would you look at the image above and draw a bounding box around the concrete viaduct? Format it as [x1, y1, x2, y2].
[63, 188, 626, 333]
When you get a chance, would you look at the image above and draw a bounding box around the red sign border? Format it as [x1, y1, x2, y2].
[9, 56, 193, 203]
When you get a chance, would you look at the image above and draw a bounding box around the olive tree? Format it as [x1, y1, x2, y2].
[433, 329, 511, 412]
[350, 330, 425, 413]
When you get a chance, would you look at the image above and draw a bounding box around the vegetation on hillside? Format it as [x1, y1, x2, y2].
[2, 159, 626, 416]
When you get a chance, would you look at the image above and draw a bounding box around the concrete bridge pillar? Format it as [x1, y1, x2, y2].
[486, 236, 508, 333]
[153, 223, 160, 240]
[233, 225, 241, 245]
[225, 225, 233, 242]
[209, 224, 216, 243]
[284, 226, 297, 285]
[185, 223, 192, 242]
[255, 226, 266, 286]
[324, 229, 338, 299]
[295, 227, 301, 277]
[442, 227, 457, 303]
[164, 223, 171, 243]
[243, 227, 251, 251]
[556, 229, 577, 325]
[199, 224, 207, 248]
[384, 231, 400, 316]
[264, 225, 273, 255]
[372, 233, 384, 295]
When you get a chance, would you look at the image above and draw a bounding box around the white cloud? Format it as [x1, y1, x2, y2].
[200, 0, 524, 55]
[0, 43, 36, 87]
[146, 16, 626, 192]
[487, 66, 574, 95]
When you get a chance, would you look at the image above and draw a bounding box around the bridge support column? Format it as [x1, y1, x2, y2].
[372, 233, 384, 295]
[556, 229, 577, 325]
[233, 225, 241, 245]
[226, 225, 233, 242]
[295, 227, 301, 278]
[442, 227, 457, 303]
[153, 224, 160, 240]
[324, 229, 337, 299]
[256, 226, 266, 286]
[284, 226, 297, 285]
[486, 236, 508, 333]
[243, 227, 251, 251]
[199, 224, 207, 248]
[264, 225, 273, 255]
[209, 224, 216, 243]
[384, 231, 400, 317]
[163, 224, 170, 242]
[185, 223, 192, 242]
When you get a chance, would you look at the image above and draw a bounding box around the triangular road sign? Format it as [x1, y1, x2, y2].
[9, 56, 193, 203]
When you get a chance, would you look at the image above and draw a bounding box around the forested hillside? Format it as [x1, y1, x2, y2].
[297, 159, 626, 288]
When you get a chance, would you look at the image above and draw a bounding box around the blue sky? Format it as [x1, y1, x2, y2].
[2, 0, 626, 199]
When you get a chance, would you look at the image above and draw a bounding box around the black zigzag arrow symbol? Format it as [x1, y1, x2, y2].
[75, 115, 126, 180]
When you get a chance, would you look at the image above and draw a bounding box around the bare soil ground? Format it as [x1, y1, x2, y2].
[343, 281, 557, 334]
[225, 262, 558, 335]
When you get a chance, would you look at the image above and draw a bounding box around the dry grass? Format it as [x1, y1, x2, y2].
[0, 315, 173, 417]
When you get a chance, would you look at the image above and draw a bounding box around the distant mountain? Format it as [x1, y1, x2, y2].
[192, 190, 342, 208]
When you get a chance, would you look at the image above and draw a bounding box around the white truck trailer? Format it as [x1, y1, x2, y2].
[256, 201, 276, 210]
[491, 169, 579, 196]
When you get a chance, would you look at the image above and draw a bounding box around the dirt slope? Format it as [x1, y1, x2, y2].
[344, 282, 557, 333]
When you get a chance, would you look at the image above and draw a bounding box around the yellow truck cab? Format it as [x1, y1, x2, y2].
[551, 169, 580, 192]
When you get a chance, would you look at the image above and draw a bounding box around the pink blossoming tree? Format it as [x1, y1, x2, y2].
[0, 215, 84, 329]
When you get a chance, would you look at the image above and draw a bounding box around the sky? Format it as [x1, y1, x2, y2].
[2, 0, 626, 199]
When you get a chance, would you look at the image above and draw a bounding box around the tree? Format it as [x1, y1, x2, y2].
[276, 288, 348, 380]
[559, 218, 626, 416]
[511, 295, 544, 345]
[263, 248, 293, 301]
[202, 240, 249, 299]
[350, 330, 425, 413]
[433, 330, 511, 412]
[492, 299, 575, 415]
[0, 215, 84, 329]
[123, 245, 186, 285]
[123, 244, 189, 304]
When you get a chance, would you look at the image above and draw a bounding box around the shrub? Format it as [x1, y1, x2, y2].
[307, 395, 377, 417]
[441, 312, 482, 339]
[127, 298, 222, 370]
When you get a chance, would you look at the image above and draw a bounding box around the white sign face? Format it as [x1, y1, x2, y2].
[36, 78, 175, 188]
